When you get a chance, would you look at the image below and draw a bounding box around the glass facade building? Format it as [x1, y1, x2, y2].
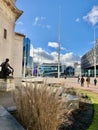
[38, 63, 66, 77]
[23, 37, 33, 76]
[81, 40, 98, 76]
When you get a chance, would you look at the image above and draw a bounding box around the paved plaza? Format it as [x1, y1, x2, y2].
[0, 77, 98, 108]
[65, 77, 98, 94]
[0, 77, 97, 130]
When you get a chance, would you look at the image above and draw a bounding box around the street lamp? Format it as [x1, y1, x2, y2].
[32, 46, 34, 77]
[23, 45, 26, 78]
[58, 40, 60, 78]
[93, 27, 97, 79]
[23, 57, 26, 77]
[58, 6, 61, 79]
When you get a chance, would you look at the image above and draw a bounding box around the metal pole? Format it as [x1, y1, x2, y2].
[23, 57, 26, 77]
[23, 46, 26, 78]
[32, 45, 34, 76]
[58, 38, 60, 78]
[58, 6, 61, 78]
[94, 28, 96, 79]
[37, 48, 39, 77]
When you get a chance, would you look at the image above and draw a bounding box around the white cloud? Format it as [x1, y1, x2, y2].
[30, 46, 80, 66]
[51, 51, 58, 56]
[83, 5, 98, 26]
[16, 21, 23, 25]
[60, 52, 80, 66]
[60, 46, 66, 50]
[48, 42, 58, 48]
[30, 47, 54, 63]
[33, 16, 51, 29]
[33, 16, 40, 25]
[48, 42, 66, 50]
[75, 18, 80, 22]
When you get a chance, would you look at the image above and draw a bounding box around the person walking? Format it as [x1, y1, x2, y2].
[94, 78, 97, 86]
[81, 76, 85, 87]
[77, 76, 80, 83]
[86, 76, 90, 87]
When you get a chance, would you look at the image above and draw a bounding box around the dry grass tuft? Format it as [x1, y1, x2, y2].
[14, 84, 73, 130]
[64, 87, 77, 95]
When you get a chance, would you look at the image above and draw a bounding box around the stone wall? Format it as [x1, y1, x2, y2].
[0, 0, 15, 62]
[0, 78, 15, 91]
[13, 33, 25, 86]
[0, 0, 24, 85]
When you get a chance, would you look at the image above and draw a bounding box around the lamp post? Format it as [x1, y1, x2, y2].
[23, 45, 26, 78]
[37, 48, 39, 77]
[23, 57, 26, 77]
[58, 39, 60, 78]
[58, 6, 61, 79]
[32, 46, 34, 77]
[94, 27, 97, 79]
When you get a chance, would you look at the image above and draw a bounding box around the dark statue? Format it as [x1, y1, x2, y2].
[0, 58, 14, 78]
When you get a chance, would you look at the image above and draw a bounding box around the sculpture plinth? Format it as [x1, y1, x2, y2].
[0, 78, 15, 91]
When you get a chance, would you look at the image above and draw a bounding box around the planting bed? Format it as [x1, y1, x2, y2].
[59, 95, 94, 130]
[12, 87, 94, 130]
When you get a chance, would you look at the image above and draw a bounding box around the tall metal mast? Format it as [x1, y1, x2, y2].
[58, 6, 61, 78]
[94, 28, 96, 79]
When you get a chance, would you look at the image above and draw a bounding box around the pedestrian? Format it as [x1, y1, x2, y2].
[77, 76, 80, 83]
[81, 76, 85, 87]
[86, 76, 90, 87]
[94, 78, 97, 86]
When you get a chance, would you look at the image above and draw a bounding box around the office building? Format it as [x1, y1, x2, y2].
[81, 40, 98, 76]
[38, 63, 66, 77]
[23, 37, 33, 76]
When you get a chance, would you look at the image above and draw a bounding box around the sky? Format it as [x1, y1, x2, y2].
[15, 0, 98, 66]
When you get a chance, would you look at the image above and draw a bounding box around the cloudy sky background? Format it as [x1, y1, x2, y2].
[15, 0, 98, 66]
[30, 44, 81, 66]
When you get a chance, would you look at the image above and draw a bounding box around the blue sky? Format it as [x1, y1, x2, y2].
[15, 0, 98, 66]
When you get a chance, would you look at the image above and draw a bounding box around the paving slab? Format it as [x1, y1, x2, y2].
[0, 105, 25, 130]
[0, 91, 15, 108]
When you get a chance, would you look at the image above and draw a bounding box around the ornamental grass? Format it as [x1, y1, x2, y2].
[14, 84, 73, 130]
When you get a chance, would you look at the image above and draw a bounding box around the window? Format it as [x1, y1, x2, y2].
[4, 29, 7, 39]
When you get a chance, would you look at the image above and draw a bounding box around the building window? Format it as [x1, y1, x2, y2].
[4, 29, 7, 39]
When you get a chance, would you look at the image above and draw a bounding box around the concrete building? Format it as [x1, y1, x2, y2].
[81, 39, 98, 76]
[0, 0, 25, 85]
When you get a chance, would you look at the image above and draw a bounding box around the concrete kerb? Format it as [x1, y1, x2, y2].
[0, 105, 25, 130]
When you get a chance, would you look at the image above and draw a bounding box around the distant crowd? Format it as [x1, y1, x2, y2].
[77, 76, 97, 87]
